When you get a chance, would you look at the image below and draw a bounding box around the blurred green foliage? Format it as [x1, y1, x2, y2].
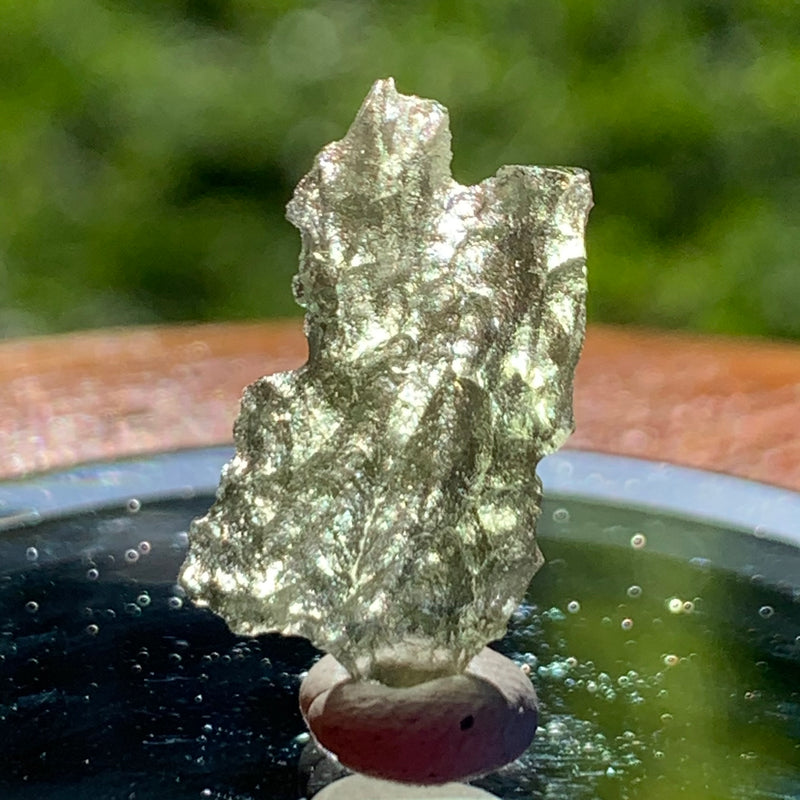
[1, 0, 799, 338]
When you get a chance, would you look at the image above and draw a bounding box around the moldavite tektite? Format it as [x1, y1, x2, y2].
[180, 78, 592, 680]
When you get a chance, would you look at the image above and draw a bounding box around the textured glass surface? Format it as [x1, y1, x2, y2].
[180, 78, 592, 679]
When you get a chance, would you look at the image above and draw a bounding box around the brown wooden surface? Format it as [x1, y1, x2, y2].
[1, 321, 799, 490]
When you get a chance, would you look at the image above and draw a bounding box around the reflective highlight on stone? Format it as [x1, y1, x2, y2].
[180, 78, 591, 680]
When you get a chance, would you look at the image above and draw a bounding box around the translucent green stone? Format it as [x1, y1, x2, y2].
[180, 78, 592, 681]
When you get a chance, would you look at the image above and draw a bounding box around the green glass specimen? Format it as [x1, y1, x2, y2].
[180, 78, 592, 681]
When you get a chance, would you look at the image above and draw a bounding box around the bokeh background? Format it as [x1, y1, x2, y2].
[1, 0, 799, 340]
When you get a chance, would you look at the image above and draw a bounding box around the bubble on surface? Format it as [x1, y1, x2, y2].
[168, 596, 184, 610]
[620, 618, 634, 631]
[136, 594, 151, 607]
[545, 719, 570, 739]
[86, 568, 99, 581]
[630, 533, 646, 549]
[25, 546, 38, 562]
[137, 540, 151, 555]
[758, 605, 774, 618]
[126, 498, 141, 513]
[25, 600, 39, 614]
[124, 549, 140, 564]
[682, 600, 695, 614]
[667, 597, 683, 614]
[85, 624, 99, 636]
[539, 660, 570, 681]
[553, 508, 570, 523]
[626, 585, 642, 599]
[519, 652, 538, 670]
[567, 600, 581, 614]
[663, 654, 679, 667]
[124, 603, 141, 616]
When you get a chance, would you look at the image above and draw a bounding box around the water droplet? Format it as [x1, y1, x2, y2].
[25, 600, 39, 614]
[552, 507, 570, 523]
[124, 549, 139, 564]
[626, 585, 642, 599]
[126, 498, 141, 513]
[25, 547, 38, 562]
[137, 540, 151, 555]
[758, 605, 774, 618]
[620, 617, 634, 631]
[630, 533, 646, 549]
[567, 600, 581, 614]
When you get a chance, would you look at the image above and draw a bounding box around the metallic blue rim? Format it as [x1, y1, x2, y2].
[1, 448, 799, 548]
